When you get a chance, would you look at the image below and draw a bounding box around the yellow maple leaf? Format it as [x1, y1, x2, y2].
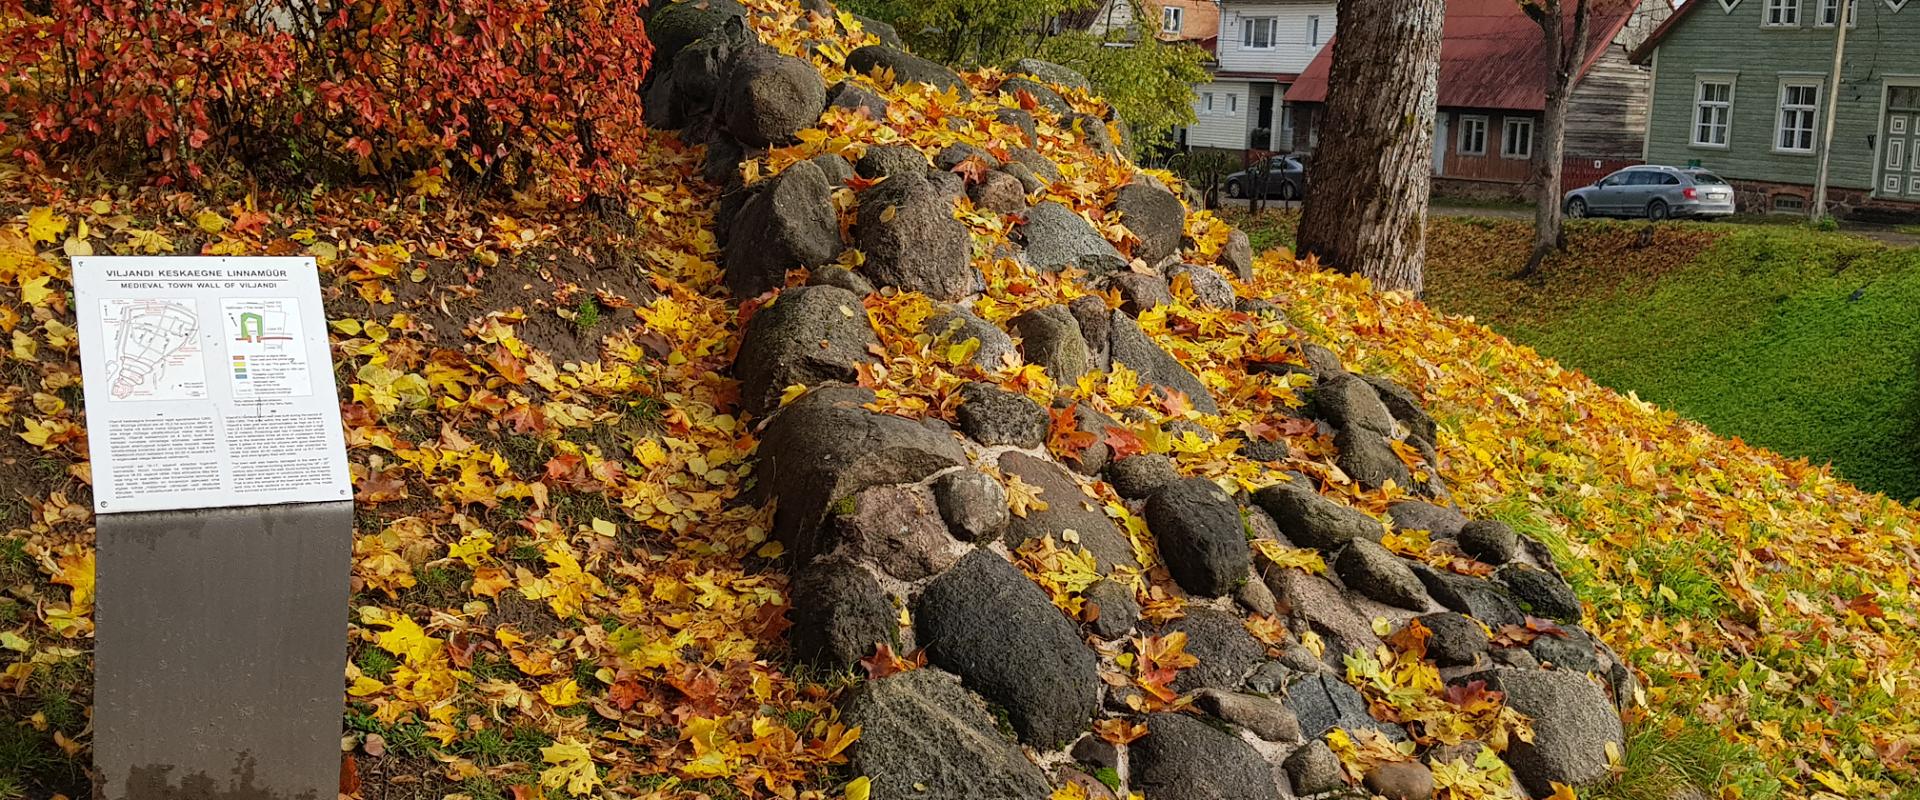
[540, 678, 583, 708]
[25, 207, 67, 243]
[1004, 474, 1049, 518]
[539, 738, 601, 797]
[844, 776, 872, 800]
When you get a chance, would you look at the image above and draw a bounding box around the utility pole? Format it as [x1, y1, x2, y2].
[1812, 0, 1852, 220]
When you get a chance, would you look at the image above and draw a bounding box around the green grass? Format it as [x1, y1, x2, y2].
[1585, 719, 1781, 800]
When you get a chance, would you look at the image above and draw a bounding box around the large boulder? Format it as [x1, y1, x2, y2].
[1105, 453, 1179, 500]
[1334, 538, 1432, 610]
[1266, 567, 1382, 662]
[787, 557, 897, 668]
[1335, 427, 1414, 492]
[1288, 673, 1409, 742]
[1388, 501, 1468, 539]
[955, 382, 1049, 448]
[664, 24, 752, 128]
[734, 286, 876, 415]
[1012, 58, 1091, 91]
[855, 176, 975, 301]
[998, 76, 1071, 116]
[1018, 202, 1128, 277]
[758, 387, 966, 561]
[1107, 310, 1219, 414]
[996, 451, 1136, 572]
[854, 143, 930, 180]
[1458, 519, 1522, 564]
[1160, 608, 1263, 692]
[1251, 481, 1384, 551]
[1496, 563, 1583, 622]
[1112, 178, 1186, 266]
[926, 305, 1016, 370]
[1220, 228, 1255, 281]
[1315, 373, 1396, 437]
[839, 668, 1054, 800]
[1416, 568, 1526, 629]
[1362, 375, 1439, 447]
[1416, 612, 1491, 668]
[929, 469, 1009, 542]
[1130, 713, 1279, 800]
[1084, 578, 1140, 640]
[647, 0, 747, 66]
[834, 484, 964, 581]
[916, 550, 1100, 748]
[722, 47, 826, 146]
[1166, 263, 1235, 310]
[846, 45, 971, 97]
[826, 80, 890, 119]
[1008, 305, 1092, 384]
[969, 170, 1028, 215]
[724, 160, 841, 298]
[1145, 477, 1250, 598]
[1462, 668, 1624, 794]
[1106, 271, 1173, 315]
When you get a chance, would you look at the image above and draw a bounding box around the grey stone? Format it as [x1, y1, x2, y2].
[1497, 563, 1583, 622]
[1266, 568, 1381, 661]
[1106, 271, 1173, 315]
[916, 550, 1100, 748]
[1069, 113, 1119, 157]
[1361, 375, 1438, 447]
[1108, 310, 1219, 414]
[1461, 668, 1624, 794]
[1415, 612, 1489, 668]
[1197, 690, 1302, 742]
[930, 469, 1009, 542]
[647, 0, 747, 65]
[927, 305, 1016, 370]
[1302, 343, 1345, 380]
[1220, 228, 1255, 281]
[1131, 713, 1279, 800]
[1236, 297, 1286, 322]
[1364, 761, 1435, 800]
[725, 160, 842, 297]
[759, 387, 966, 561]
[734, 285, 876, 415]
[855, 143, 931, 180]
[994, 108, 1039, 147]
[1458, 520, 1521, 564]
[1416, 567, 1525, 628]
[1230, 431, 1290, 463]
[1085, 578, 1140, 640]
[1145, 477, 1251, 598]
[1161, 608, 1263, 692]
[826, 80, 889, 119]
[1388, 501, 1468, 538]
[1070, 734, 1120, 771]
[999, 76, 1071, 116]
[1235, 573, 1278, 617]
[788, 557, 896, 668]
[1113, 178, 1187, 265]
[723, 47, 826, 147]
[1105, 454, 1179, 500]
[926, 168, 967, 200]
[1063, 403, 1120, 476]
[1315, 373, 1396, 437]
[1002, 161, 1047, 194]
[1168, 263, 1236, 309]
[1492, 648, 1540, 669]
[1020, 202, 1128, 277]
[1531, 625, 1602, 675]
[1244, 660, 1294, 695]
[835, 484, 961, 581]
[1284, 740, 1346, 796]
[1287, 673, 1408, 742]
[970, 170, 1028, 214]
[1251, 481, 1384, 551]
[1425, 741, 1488, 769]
[846, 45, 971, 97]
[1012, 58, 1091, 90]
[1335, 427, 1413, 492]
[849, 13, 903, 47]
[1067, 296, 1113, 371]
[1009, 304, 1091, 384]
[934, 142, 1000, 171]
[806, 264, 873, 296]
[839, 668, 1053, 800]
[1335, 538, 1430, 610]
[996, 451, 1135, 572]
[856, 175, 974, 301]
[666, 25, 751, 127]
[956, 382, 1049, 448]
[1007, 147, 1063, 181]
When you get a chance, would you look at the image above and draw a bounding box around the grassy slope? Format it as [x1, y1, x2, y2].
[1234, 209, 1920, 500]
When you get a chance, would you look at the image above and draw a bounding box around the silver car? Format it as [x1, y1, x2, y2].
[1563, 166, 1736, 220]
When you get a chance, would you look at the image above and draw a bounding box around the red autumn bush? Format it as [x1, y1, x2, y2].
[0, 0, 655, 202]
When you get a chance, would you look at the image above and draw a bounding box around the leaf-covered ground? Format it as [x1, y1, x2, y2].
[2, 3, 1918, 800]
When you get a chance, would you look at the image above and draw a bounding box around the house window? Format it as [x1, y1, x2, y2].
[1228, 93, 1239, 114]
[1502, 117, 1535, 158]
[1765, 0, 1800, 25]
[1243, 16, 1277, 49]
[1775, 81, 1820, 153]
[1308, 15, 1324, 46]
[1458, 115, 1489, 156]
[1692, 79, 1734, 147]
[1202, 92, 1215, 115]
[1162, 6, 1184, 33]
[1818, 0, 1858, 24]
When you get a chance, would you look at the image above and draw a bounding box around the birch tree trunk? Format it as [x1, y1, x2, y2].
[1522, 0, 1590, 276]
[1295, 0, 1445, 296]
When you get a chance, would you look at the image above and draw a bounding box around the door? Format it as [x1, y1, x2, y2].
[1881, 87, 1920, 201]
[1589, 170, 1631, 213]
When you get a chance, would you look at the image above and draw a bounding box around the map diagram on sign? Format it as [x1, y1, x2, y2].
[100, 299, 207, 402]
[222, 298, 313, 401]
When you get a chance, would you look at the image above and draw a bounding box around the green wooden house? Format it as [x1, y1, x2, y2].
[1631, 0, 1920, 215]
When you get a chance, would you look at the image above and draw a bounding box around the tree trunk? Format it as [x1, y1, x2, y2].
[1295, 0, 1445, 296]
[1521, 0, 1590, 276]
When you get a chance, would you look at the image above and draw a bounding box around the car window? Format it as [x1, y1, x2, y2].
[1689, 172, 1728, 185]
[1601, 172, 1628, 186]
[1620, 171, 1650, 186]
[1661, 174, 1681, 185]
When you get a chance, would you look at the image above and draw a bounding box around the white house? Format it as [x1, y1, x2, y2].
[1186, 0, 1335, 153]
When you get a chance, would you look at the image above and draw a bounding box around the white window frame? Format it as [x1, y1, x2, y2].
[1887, 0, 1910, 11]
[1774, 78, 1822, 154]
[1817, 0, 1860, 24]
[1458, 115, 1489, 156]
[1307, 15, 1324, 46]
[1162, 5, 1184, 33]
[1691, 75, 1736, 148]
[1202, 92, 1215, 115]
[1242, 16, 1277, 49]
[1228, 93, 1239, 114]
[1501, 117, 1535, 159]
[1764, 0, 1801, 25]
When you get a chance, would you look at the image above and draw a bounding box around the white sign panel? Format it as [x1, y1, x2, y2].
[74, 257, 352, 514]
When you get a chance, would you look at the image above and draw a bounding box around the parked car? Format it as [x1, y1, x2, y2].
[1563, 165, 1736, 220]
[1224, 156, 1309, 202]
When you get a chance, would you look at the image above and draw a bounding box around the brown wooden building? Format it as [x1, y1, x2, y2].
[1285, 0, 1673, 197]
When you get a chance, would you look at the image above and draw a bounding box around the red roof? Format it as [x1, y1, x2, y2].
[1284, 0, 1645, 112]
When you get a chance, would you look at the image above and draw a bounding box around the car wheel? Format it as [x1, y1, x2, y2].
[1279, 181, 1299, 202]
[1647, 199, 1670, 221]
[1565, 197, 1587, 219]
[1226, 180, 1244, 200]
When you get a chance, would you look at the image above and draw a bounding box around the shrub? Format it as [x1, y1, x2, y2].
[0, 0, 655, 202]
